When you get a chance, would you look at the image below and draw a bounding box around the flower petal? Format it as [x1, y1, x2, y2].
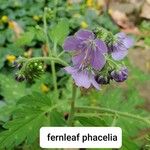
[64, 66, 77, 74]
[75, 29, 94, 40]
[116, 32, 126, 38]
[63, 36, 80, 51]
[95, 39, 108, 53]
[64, 66, 100, 89]
[123, 36, 134, 49]
[72, 70, 91, 89]
[111, 48, 128, 60]
[91, 49, 106, 70]
[91, 77, 100, 90]
[72, 51, 85, 67]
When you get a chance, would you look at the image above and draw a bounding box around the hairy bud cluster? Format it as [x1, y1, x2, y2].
[14, 59, 45, 82]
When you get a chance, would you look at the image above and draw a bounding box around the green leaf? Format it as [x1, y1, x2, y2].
[49, 19, 69, 45]
[121, 135, 139, 150]
[17, 92, 51, 108]
[0, 92, 66, 149]
[0, 102, 15, 122]
[0, 108, 46, 149]
[50, 110, 66, 126]
[0, 74, 27, 103]
[76, 116, 106, 127]
[15, 31, 35, 47]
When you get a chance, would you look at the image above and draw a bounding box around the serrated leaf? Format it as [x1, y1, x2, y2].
[49, 19, 69, 45]
[0, 108, 46, 149]
[0, 92, 66, 149]
[17, 92, 51, 108]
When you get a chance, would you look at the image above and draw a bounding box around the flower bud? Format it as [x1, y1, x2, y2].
[15, 73, 25, 82]
[95, 75, 110, 85]
[111, 67, 128, 82]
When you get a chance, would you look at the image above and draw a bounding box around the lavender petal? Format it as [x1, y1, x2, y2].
[95, 39, 108, 53]
[91, 50, 106, 70]
[75, 29, 94, 40]
[111, 48, 128, 60]
[63, 36, 80, 51]
[123, 36, 134, 49]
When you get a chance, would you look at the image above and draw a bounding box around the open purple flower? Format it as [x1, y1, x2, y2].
[63, 29, 107, 70]
[111, 67, 128, 82]
[64, 66, 100, 90]
[109, 32, 134, 60]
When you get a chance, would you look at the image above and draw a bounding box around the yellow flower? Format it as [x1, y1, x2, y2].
[86, 0, 93, 7]
[96, 0, 104, 10]
[6, 55, 16, 63]
[81, 21, 88, 29]
[41, 84, 49, 93]
[33, 15, 40, 21]
[108, 9, 113, 15]
[1, 15, 9, 23]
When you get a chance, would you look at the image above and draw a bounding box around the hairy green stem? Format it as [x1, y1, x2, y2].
[75, 106, 150, 125]
[43, 8, 51, 56]
[43, 8, 59, 98]
[17, 57, 68, 67]
[52, 42, 58, 99]
[68, 84, 77, 126]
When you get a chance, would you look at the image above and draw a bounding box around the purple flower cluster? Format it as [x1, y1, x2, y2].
[63, 29, 133, 89]
[109, 32, 134, 61]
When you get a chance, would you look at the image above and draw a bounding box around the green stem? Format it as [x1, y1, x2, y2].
[51, 61, 58, 98]
[17, 57, 68, 67]
[43, 8, 51, 56]
[52, 42, 58, 99]
[58, 51, 65, 58]
[75, 106, 150, 125]
[68, 84, 77, 126]
[43, 8, 58, 98]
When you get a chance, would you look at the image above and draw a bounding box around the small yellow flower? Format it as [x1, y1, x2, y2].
[41, 84, 49, 93]
[6, 55, 16, 63]
[86, 0, 93, 7]
[96, 0, 104, 10]
[33, 15, 40, 21]
[108, 9, 113, 15]
[81, 21, 88, 29]
[1, 15, 9, 23]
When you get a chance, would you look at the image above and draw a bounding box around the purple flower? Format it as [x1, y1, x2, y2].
[63, 29, 107, 70]
[109, 32, 134, 60]
[111, 67, 128, 82]
[64, 66, 100, 90]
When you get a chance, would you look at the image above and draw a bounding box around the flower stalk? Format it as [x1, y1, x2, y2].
[43, 8, 58, 98]
[68, 84, 77, 126]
